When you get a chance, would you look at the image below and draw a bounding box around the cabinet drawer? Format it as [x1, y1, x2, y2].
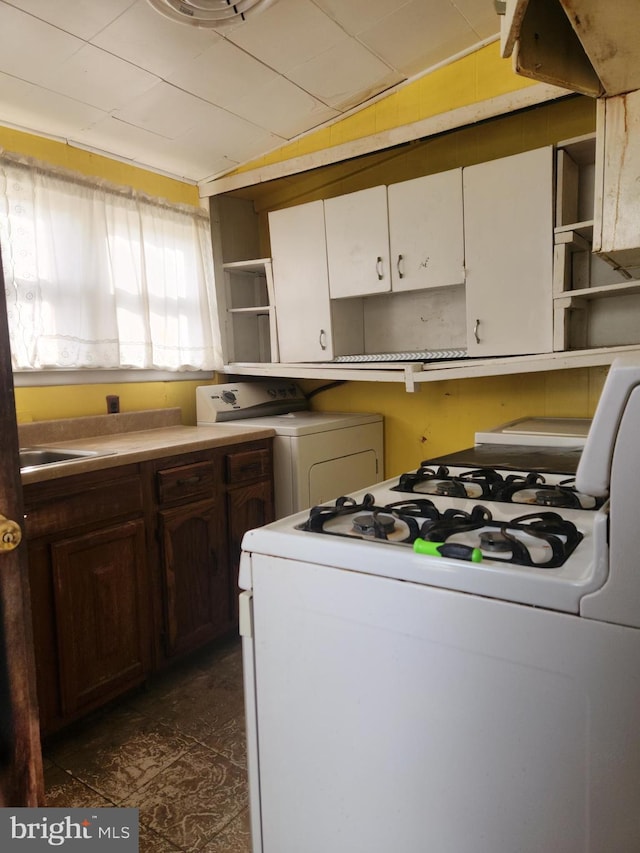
[25, 474, 144, 540]
[156, 460, 216, 504]
[225, 448, 272, 484]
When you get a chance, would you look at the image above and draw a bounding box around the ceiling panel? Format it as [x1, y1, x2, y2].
[452, 0, 502, 38]
[230, 75, 338, 138]
[0, 72, 105, 137]
[226, 0, 353, 75]
[2, 0, 136, 40]
[92, 0, 218, 79]
[287, 39, 402, 111]
[0, 4, 82, 84]
[167, 37, 283, 112]
[358, 0, 483, 78]
[313, 0, 412, 34]
[113, 81, 235, 139]
[45, 44, 158, 113]
[0, 0, 499, 183]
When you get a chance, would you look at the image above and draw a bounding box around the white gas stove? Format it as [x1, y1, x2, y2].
[238, 356, 640, 853]
[240, 413, 607, 616]
[262, 464, 608, 616]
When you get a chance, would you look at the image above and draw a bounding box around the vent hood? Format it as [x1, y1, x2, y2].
[499, 0, 640, 97]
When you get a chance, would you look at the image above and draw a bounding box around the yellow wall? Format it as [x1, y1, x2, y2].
[3, 43, 608, 459]
[14, 380, 203, 427]
[303, 369, 608, 479]
[0, 126, 199, 205]
[232, 41, 540, 174]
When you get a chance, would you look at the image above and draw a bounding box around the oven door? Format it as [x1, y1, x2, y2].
[246, 552, 640, 853]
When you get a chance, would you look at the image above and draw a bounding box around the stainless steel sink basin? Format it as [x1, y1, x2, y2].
[19, 447, 111, 471]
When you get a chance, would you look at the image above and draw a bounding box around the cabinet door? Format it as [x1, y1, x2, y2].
[325, 185, 390, 298]
[269, 201, 335, 361]
[158, 498, 229, 659]
[52, 520, 149, 717]
[463, 147, 554, 356]
[227, 480, 274, 620]
[388, 169, 465, 292]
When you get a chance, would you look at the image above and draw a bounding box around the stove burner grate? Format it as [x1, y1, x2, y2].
[297, 495, 584, 568]
[297, 494, 437, 544]
[422, 508, 583, 568]
[392, 464, 604, 510]
[393, 465, 503, 499]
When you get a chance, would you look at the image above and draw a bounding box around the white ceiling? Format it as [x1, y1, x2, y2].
[0, 0, 499, 184]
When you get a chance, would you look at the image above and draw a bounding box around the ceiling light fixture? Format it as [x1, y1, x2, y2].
[147, 0, 278, 28]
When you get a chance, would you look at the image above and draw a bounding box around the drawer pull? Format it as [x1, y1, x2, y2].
[176, 475, 202, 486]
[239, 463, 260, 476]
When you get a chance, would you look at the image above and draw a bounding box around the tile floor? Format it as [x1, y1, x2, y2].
[42, 637, 252, 852]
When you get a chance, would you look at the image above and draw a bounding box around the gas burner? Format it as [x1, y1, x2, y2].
[535, 488, 577, 507]
[352, 512, 396, 538]
[479, 530, 512, 552]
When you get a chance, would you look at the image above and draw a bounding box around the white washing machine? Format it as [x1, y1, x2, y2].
[196, 381, 384, 519]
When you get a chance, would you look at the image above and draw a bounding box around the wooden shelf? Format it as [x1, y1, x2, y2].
[554, 280, 640, 301]
[221, 344, 640, 391]
[554, 220, 594, 240]
[223, 258, 271, 273]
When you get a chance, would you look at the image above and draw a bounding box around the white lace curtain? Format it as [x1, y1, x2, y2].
[0, 153, 222, 371]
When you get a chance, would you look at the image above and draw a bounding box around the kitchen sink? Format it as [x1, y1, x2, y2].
[19, 447, 113, 471]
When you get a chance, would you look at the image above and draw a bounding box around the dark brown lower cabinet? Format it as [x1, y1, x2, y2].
[52, 520, 148, 717]
[24, 465, 151, 735]
[158, 498, 229, 659]
[24, 438, 274, 734]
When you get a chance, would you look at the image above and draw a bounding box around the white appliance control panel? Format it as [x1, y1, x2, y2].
[196, 381, 307, 422]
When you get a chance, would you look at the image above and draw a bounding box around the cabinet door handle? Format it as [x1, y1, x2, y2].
[376, 256, 384, 280]
[176, 475, 202, 486]
[319, 329, 327, 350]
[474, 318, 481, 344]
[397, 254, 404, 279]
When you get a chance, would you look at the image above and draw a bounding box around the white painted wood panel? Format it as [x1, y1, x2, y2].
[595, 90, 640, 269]
[463, 146, 554, 357]
[388, 169, 465, 292]
[269, 201, 336, 362]
[325, 185, 391, 298]
[269, 202, 364, 362]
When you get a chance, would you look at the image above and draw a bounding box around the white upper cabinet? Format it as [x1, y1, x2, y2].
[269, 200, 363, 362]
[325, 186, 391, 299]
[269, 200, 335, 361]
[388, 169, 465, 293]
[463, 146, 554, 357]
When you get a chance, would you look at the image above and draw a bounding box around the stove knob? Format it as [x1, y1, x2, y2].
[221, 390, 237, 405]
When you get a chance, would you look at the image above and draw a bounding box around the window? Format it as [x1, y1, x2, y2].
[0, 153, 222, 372]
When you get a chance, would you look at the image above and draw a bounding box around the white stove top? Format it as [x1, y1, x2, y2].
[240, 467, 609, 616]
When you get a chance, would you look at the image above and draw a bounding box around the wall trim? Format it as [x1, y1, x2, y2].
[198, 82, 572, 198]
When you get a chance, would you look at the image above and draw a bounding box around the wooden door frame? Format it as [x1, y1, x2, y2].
[0, 255, 44, 805]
